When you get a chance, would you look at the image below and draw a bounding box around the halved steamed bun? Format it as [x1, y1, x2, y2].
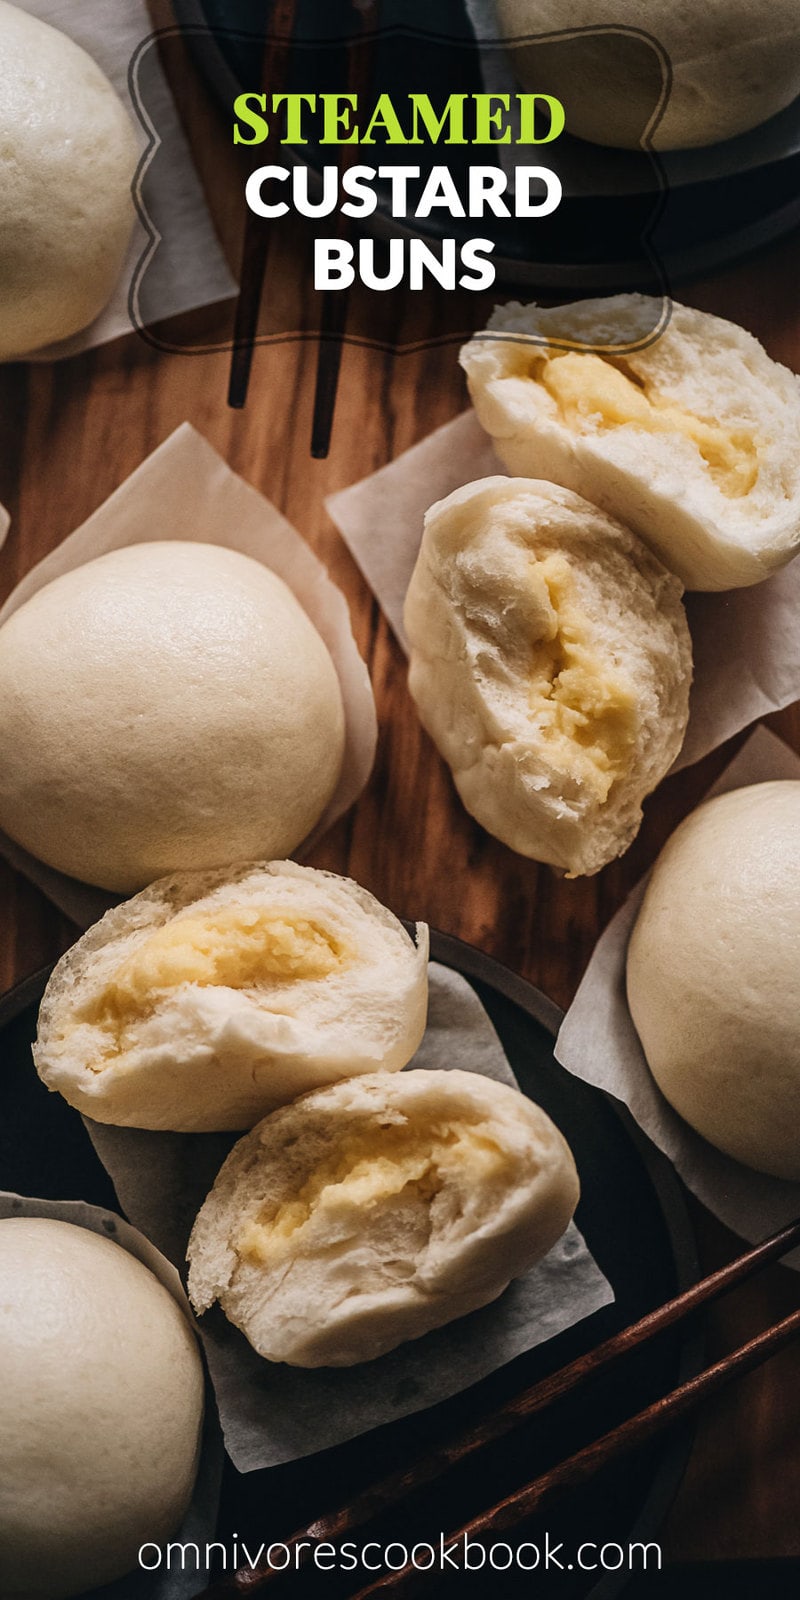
[187, 1068, 580, 1367]
[34, 862, 429, 1132]
[461, 295, 800, 590]
[404, 476, 692, 876]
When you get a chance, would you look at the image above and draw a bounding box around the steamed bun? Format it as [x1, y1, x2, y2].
[404, 476, 691, 876]
[0, 542, 347, 891]
[34, 861, 429, 1131]
[627, 782, 800, 1179]
[495, 0, 800, 150]
[0, 1, 138, 359]
[461, 295, 800, 590]
[0, 1217, 203, 1600]
[187, 1068, 579, 1366]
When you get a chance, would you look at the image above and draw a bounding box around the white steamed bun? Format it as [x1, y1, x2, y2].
[34, 860, 429, 1131]
[0, 542, 348, 891]
[627, 781, 800, 1179]
[187, 1067, 580, 1366]
[404, 475, 691, 876]
[461, 295, 800, 590]
[0, 1217, 204, 1600]
[0, 1, 138, 359]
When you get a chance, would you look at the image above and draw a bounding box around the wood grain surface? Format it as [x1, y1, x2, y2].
[0, 2, 798, 1567]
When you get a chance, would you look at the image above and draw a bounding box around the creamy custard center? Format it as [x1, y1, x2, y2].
[81, 907, 349, 1048]
[528, 553, 639, 801]
[236, 1119, 510, 1268]
[527, 350, 758, 497]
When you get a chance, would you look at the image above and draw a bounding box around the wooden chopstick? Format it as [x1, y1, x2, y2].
[310, 0, 379, 458]
[198, 1214, 800, 1598]
[352, 1305, 800, 1600]
[228, 0, 298, 410]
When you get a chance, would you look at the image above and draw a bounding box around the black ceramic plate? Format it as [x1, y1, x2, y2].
[0, 930, 698, 1600]
[168, 0, 800, 290]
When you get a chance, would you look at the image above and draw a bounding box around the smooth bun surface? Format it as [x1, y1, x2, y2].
[0, 1217, 204, 1600]
[0, 1, 138, 360]
[0, 542, 346, 891]
[34, 861, 429, 1131]
[404, 476, 691, 876]
[495, 0, 800, 150]
[461, 295, 800, 590]
[187, 1068, 579, 1367]
[627, 782, 800, 1179]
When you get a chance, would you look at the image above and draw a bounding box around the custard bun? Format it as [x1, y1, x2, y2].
[627, 781, 800, 1180]
[0, 2, 138, 360]
[0, 542, 347, 892]
[187, 1067, 580, 1367]
[0, 1217, 204, 1600]
[33, 861, 429, 1132]
[495, 0, 800, 151]
[461, 295, 800, 590]
[403, 476, 692, 877]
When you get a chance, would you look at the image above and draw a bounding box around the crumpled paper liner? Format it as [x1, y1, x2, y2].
[85, 964, 613, 1473]
[0, 1190, 223, 1600]
[13, 0, 236, 360]
[326, 408, 800, 775]
[555, 726, 800, 1261]
[0, 423, 377, 927]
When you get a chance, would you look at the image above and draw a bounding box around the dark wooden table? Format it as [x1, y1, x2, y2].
[0, 5, 798, 1569]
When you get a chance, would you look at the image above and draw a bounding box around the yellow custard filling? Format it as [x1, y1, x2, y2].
[236, 1118, 510, 1268]
[80, 907, 349, 1050]
[528, 553, 639, 801]
[526, 350, 758, 497]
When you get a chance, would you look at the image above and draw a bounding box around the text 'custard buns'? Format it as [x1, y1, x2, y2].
[34, 862, 429, 1132]
[0, 542, 347, 892]
[187, 1068, 579, 1367]
[627, 782, 800, 1180]
[404, 477, 691, 876]
[0, 1, 138, 359]
[461, 295, 800, 590]
[0, 1218, 204, 1600]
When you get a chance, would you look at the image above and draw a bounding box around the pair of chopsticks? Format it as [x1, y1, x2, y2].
[200, 1213, 800, 1599]
[229, 1, 378, 458]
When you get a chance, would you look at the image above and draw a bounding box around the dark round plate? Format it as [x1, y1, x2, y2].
[0, 931, 698, 1599]
[169, 0, 800, 291]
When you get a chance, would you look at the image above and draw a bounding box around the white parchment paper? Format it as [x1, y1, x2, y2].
[0, 424, 377, 927]
[0, 1191, 223, 1600]
[556, 727, 800, 1260]
[14, 0, 236, 359]
[84, 965, 613, 1473]
[326, 408, 800, 774]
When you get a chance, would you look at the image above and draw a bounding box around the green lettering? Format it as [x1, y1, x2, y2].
[408, 93, 468, 145]
[320, 93, 359, 144]
[233, 93, 268, 145]
[474, 93, 511, 144]
[271, 93, 316, 144]
[518, 93, 565, 144]
[361, 92, 408, 145]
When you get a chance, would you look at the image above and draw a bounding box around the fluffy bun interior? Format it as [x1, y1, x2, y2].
[34, 862, 429, 1132]
[404, 476, 691, 875]
[461, 295, 800, 590]
[187, 1067, 579, 1366]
